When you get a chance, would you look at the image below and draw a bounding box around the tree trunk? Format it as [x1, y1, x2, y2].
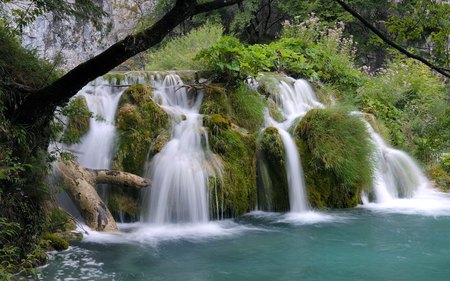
[55, 160, 151, 231]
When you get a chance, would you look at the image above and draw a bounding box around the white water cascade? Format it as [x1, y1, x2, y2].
[69, 78, 124, 169]
[142, 74, 220, 224]
[359, 116, 430, 203]
[264, 78, 325, 212]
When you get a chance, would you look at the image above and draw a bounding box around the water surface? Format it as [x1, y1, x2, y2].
[37, 207, 450, 281]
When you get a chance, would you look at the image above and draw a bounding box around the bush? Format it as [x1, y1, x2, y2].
[60, 96, 91, 145]
[196, 17, 364, 93]
[41, 233, 69, 251]
[357, 57, 449, 164]
[295, 107, 374, 207]
[146, 23, 223, 70]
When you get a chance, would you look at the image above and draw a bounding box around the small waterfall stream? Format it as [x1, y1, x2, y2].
[263, 77, 324, 212]
[69, 78, 124, 169]
[141, 74, 220, 224]
[358, 116, 430, 203]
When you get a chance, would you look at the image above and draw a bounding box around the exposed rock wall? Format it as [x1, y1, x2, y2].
[5, 0, 156, 70]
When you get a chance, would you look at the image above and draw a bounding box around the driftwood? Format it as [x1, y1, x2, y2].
[55, 160, 151, 231]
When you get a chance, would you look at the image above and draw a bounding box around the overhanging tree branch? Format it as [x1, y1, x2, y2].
[335, 0, 450, 79]
[15, 0, 243, 122]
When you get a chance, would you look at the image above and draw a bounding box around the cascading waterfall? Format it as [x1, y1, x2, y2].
[263, 77, 325, 212]
[142, 74, 220, 224]
[69, 78, 124, 169]
[358, 116, 429, 203]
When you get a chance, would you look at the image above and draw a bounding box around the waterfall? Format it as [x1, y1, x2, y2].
[69, 78, 123, 169]
[141, 74, 220, 224]
[263, 77, 324, 212]
[358, 115, 429, 203]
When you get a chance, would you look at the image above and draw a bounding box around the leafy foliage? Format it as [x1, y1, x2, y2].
[197, 17, 363, 92]
[146, 23, 224, 70]
[60, 96, 92, 145]
[356, 57, 449, 164]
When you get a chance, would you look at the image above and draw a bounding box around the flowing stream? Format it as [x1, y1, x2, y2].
[43, 74, 450, 281]
[68, 78, 124, 169]
[141, 74, 220, 224]
[262, 78, 325, 212]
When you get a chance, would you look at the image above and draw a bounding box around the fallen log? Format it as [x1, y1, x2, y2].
[55, 160, 151, 231]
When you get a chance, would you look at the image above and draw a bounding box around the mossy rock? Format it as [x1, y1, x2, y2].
[294, 107, 374, 208]
[205, 114, 257, 218]
[199, 85, 232, 116]
[41, 232, 69, 251]
[113, 84, 169, 175]
[107, 187, 140, 222]
[61, 96, 90, 145]
[256, 127, 290, 212]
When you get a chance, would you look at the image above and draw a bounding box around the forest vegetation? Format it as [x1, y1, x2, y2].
[0, 0, 449, 277]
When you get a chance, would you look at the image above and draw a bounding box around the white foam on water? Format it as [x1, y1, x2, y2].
[81, 221, 262, 246]
[278, 211, 349, 225]
[360, 188, 450, 217]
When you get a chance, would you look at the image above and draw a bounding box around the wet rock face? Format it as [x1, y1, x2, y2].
[14, 0, 156, 70]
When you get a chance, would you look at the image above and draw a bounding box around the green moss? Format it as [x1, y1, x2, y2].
[295, 107, 374, 208]
[199, 85, 232, 116]
[113, 84, 169, 175]
[205, 115, 257, 218]
[108, 187, 140, 221]
[61, 96, 90, 145]
[103, 73, 127, 85]
[41, 232, 69, 251]
[256, 127, 290, 211]
[228, 83, 265, 132]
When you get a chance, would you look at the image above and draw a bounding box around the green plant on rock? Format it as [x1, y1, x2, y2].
[41, 232, 69, 251]
[146, 23, 224, 71]
[60, 96, 91, 145]
[107, 187, 140, 222]
[356, 58, 449, 165]
[256, 127, 290, 211]
[295, 107, 374, 208]
[114, 84, 169, 175]
[227, 83, 265, 132]
[204, 114, 257, 218]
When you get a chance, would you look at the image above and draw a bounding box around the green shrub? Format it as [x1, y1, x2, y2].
[228, 83, 265, 131]
[196, 16, 364, 93]
[295, 107, 373, 207]
[41, 232, 69, 251]
[146, 23, 223, 70]
[357, 58, 449, 164]
[60, 96, 91, 145]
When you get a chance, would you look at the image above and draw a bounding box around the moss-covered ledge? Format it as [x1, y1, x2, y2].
[113, 84, 169, 175]
[204, 114, 257, 218]
[294, 107, 374, 208]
